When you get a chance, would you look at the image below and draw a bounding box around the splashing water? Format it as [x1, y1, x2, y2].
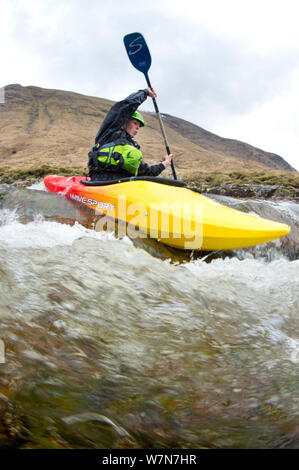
[0, 183, 298, 449]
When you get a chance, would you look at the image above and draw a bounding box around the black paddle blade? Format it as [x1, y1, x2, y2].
[123, 32, 152, 74]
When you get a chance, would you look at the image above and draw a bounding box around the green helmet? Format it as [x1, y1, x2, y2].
[132, 111, 145, 127]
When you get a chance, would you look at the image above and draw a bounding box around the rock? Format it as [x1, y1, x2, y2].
[247, 184, 278, 198]
[207, 184, 279, 199]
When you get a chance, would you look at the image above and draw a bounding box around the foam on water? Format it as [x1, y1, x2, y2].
[27, 180, 47, 191]
[0, 208, 131, 249]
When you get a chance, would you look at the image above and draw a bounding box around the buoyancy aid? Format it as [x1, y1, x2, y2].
[88, 140, 143, 176]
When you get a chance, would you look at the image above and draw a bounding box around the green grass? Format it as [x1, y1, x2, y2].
[184, 170, 299, 198]
[0, 165, 87, 184]
[185, 170, 298, 186]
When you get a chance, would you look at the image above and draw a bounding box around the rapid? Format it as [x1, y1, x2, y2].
[0, 181, 298, 449]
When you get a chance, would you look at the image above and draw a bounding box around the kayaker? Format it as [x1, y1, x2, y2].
[88, 88, 174, 181]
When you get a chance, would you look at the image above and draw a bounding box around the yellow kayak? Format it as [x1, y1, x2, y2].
[44, 175, 290, 251]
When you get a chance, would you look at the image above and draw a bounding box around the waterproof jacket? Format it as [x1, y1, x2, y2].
[89, 89, 165, 180]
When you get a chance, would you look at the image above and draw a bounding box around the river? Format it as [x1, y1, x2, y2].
[0, 181, 298, 449]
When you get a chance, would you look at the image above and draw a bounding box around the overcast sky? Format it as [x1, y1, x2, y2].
[1, 0, 299, 170]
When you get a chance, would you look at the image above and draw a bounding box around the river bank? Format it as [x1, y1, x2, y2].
[0, 166, 298, 201]
[184, 170, 299, 201]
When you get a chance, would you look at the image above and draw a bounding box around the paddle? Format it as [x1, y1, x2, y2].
[123, 32, 177, 180]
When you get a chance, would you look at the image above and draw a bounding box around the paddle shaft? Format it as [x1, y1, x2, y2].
[123, 32, 177, 180]
[145, 73, 177, 180]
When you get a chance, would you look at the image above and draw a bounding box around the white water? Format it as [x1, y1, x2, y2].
[0, 186, 298, 448]
[0, 208, 130, 249]
[1, 205, 298, 363]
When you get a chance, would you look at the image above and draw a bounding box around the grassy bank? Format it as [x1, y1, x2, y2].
[0, 165, 87, 184]
[0, 166, 298, 199]
[184, 170, 298, 187]
[184, 170, 299, 199]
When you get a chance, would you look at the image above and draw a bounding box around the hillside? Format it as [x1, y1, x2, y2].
[0, 84, 296, 176]
[162, 114, 294, 172]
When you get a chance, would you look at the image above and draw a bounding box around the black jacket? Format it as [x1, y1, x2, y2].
[90, 89, 165, 180]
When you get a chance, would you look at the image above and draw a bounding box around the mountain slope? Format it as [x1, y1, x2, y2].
[161, 114, 294, 171]
[0, 84, 296, 175]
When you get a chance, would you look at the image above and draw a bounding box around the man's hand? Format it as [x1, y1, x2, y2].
[162, 153, 174, 169]
[147, 87, 157, 99]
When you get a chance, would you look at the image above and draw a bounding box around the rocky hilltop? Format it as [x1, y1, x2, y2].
[0, 84, 296, 176]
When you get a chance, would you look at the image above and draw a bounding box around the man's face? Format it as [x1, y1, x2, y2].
[125, 118, 141, 138]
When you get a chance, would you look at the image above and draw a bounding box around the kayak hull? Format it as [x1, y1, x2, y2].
[44, 175, 290, 251]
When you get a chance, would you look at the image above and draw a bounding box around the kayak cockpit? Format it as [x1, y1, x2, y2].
[80, 176, 186, 188]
